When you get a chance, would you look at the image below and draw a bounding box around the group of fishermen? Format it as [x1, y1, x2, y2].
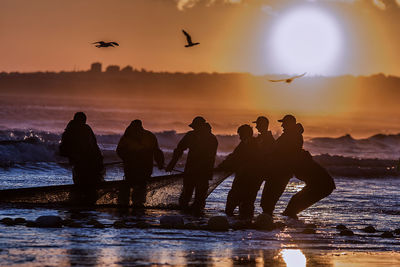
[60, 112, 335, 219]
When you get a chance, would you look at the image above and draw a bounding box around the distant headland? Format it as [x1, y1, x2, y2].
[0, 63, 399, 113]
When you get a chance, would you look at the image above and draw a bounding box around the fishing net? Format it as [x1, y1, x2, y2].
[0, 171, 231, 208]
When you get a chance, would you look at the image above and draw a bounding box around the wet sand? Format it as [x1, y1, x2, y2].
[1, 246, 399, 266]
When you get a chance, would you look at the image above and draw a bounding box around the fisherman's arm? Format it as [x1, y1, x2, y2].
[59, 131, 70, 157]
[116, 137, 129, 160]
[216, 144, 239, 172]
[210, 137, 218, 169]
[153, 135, 165, 169]
[165, 133, 190, 172]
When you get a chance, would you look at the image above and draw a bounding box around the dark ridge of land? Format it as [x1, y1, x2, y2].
[0, 66, 399, 110]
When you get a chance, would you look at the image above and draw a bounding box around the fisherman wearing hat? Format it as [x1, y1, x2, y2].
[253, 116, 275, 152]
[166, 116, 218, 215]
[252, 116, 276, 213]
[261, 114, 335, 219]
[260, 114, 303, 216]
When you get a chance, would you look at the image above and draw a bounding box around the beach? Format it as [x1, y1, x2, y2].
[1, 169, 399, 266]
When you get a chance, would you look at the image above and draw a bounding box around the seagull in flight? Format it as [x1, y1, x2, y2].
[269, 72, 307, 83]
[92, 41, 119, 48]
[182, 30, 200, 48]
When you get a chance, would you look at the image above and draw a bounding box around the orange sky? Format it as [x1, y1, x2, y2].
[1, 0, 400, 76]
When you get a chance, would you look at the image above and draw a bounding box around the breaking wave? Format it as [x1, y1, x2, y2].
[0, 129, 399, 177]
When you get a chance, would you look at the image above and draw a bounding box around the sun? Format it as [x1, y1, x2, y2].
[268, 6, 343, 75]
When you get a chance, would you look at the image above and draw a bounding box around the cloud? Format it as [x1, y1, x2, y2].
[372, 0, 386, 10]
[261, 5, 279, 16]
[176, 0, 242, 11]
[176, 0, 397, 11]
[177, 0, 200, 11]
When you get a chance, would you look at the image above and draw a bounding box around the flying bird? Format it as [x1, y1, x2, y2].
[182, 30, 200, 48]
[269, 72, 307, 83]
[92, 41, 119, 48]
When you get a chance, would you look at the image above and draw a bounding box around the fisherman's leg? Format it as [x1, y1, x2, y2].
[118, 180, 131, 206]
[179, 178, 195, 209]
[191, 179, 209, 213]
[81, 167, 103, 205]
[260, 175, 291, 215]
[225, 177, 242, 216]
[239, 178, 263, 219]
[72, 164, 88, 186]
[284, 179, 335, 216]
[285, 163, 335, 216]
[282, 185, 313, 217]
[132, 182, 147, 208]
[71, 165, 96, 205]
[131, 175, 147, 208]
[239, 200, 255, 220]
[81, 182, 99, 205]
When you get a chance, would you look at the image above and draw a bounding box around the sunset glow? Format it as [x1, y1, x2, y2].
[269, 6, 343, 75]
[1, 1, 400, 266]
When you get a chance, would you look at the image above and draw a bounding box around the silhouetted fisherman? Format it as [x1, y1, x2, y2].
[59, 112, 104, 204]
[217, 124, 261, 219]
[253, 116, 276, 211]
[253, 116, 276, 165]
[283, 123, 335, 218]
[260, 115, 304, 216]
[261, 115, 335, 218]
[117, 120, 164, 208]
[166, 117, 218, 215]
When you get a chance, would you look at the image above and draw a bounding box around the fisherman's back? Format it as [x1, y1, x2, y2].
[60, 120, 102, 164]
[59, 112, 104, 204]
[116, 120, 164, 207]
[219, 137, 258, 177]
[255, 131, 275, 155]
[59, 119, 103, 186]
[178, 130, 218, 176]
[117, 129, 163, 177]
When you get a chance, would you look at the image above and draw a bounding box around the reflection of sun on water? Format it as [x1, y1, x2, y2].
[281, 249, 306, 267]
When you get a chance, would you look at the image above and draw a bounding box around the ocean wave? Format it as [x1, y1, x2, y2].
[305, 133, 400, 160]
[0, 130, 399, 177]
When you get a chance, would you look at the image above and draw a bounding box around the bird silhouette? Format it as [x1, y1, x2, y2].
[269, 72, 307, 83]
[182, 30, 200, 47]
[92, 41, 119, 48]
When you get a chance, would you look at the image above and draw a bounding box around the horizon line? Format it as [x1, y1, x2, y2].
[0, 64, 396, 79]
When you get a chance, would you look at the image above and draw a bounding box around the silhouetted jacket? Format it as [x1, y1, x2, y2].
[59, 120, 103, 168]
[117, 128, 164, 177]
[255, 131, 275, 156]
[218, 137, 259, 177]
[274, 124, 304, 167]
[169, 130, 218, 179]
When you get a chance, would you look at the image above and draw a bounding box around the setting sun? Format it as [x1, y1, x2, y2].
[268, 6, 343, 75]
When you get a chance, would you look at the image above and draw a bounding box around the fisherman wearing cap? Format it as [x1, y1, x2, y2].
[261, 115, 335, 219]
[251, 116, 276, 213]
[253, 116, 275, 153]
[253, 116, 275, 175]
[260, 114, 304, 216]
[166, 116, 218, 215]
[59, 112, 104, 204]
[117, 119, 164, 207]
[283, 126, 335, 219]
